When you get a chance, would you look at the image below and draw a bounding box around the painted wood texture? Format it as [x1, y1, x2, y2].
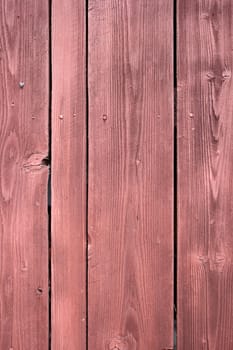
[88, 1, 173, 349]
[0, 0, 49, 349]
[178, 1, 233, 349]
[51, 0, 86, 349]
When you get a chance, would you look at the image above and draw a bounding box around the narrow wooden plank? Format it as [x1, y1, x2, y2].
[0, 1, 49, 349]
[178, 1, 233, 349]
[51, 0, 86, 349]
[88, 1, 174, 348]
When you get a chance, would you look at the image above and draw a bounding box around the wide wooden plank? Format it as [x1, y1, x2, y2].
[0, 1, 49, 349]
[88, 1, 174, 348]
[51, 0, 86, 349]
[178, 1, 233, 349]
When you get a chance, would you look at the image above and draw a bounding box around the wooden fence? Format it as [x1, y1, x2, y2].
[0, 0, 233, 349]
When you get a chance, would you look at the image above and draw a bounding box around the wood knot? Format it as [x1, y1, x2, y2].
[200, 12, 210, 20]
[206, 71, 215, 82]
[36, 287, 43, 296]
[222, 69, 231, 80]
[198, 255, 209, 264]
[109, 339, 123, 350]
[212, 253, 226, 272]
[23, 153, 49, 172]
[108, 334, 136, 350]
[102, 114, 108, 121]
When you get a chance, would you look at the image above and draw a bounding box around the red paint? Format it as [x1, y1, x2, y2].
[0, 0, 49, 348]
[88, 1, 174, 349]
[178, 0, 233, 349]
[51, 0, 86, 349]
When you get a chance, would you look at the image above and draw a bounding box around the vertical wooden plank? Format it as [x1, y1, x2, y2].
[52, 0, 86, 349]
[178, 1, 233, 349]
[0, 1, 49, 349]
[88, 1, 173, 349]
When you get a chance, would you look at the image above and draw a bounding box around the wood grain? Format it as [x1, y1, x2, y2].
[0, 0, 49, 349]
[51, 0, 86, 349]
[88, 1, 173, 348]
[178, 1, 233, 349]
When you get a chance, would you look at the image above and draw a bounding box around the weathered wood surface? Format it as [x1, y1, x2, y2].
[178, 1, 233, 349]
[88, 1, 174, 348]
[0, 0, 49, 349]
[51, 0, 86, 349]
